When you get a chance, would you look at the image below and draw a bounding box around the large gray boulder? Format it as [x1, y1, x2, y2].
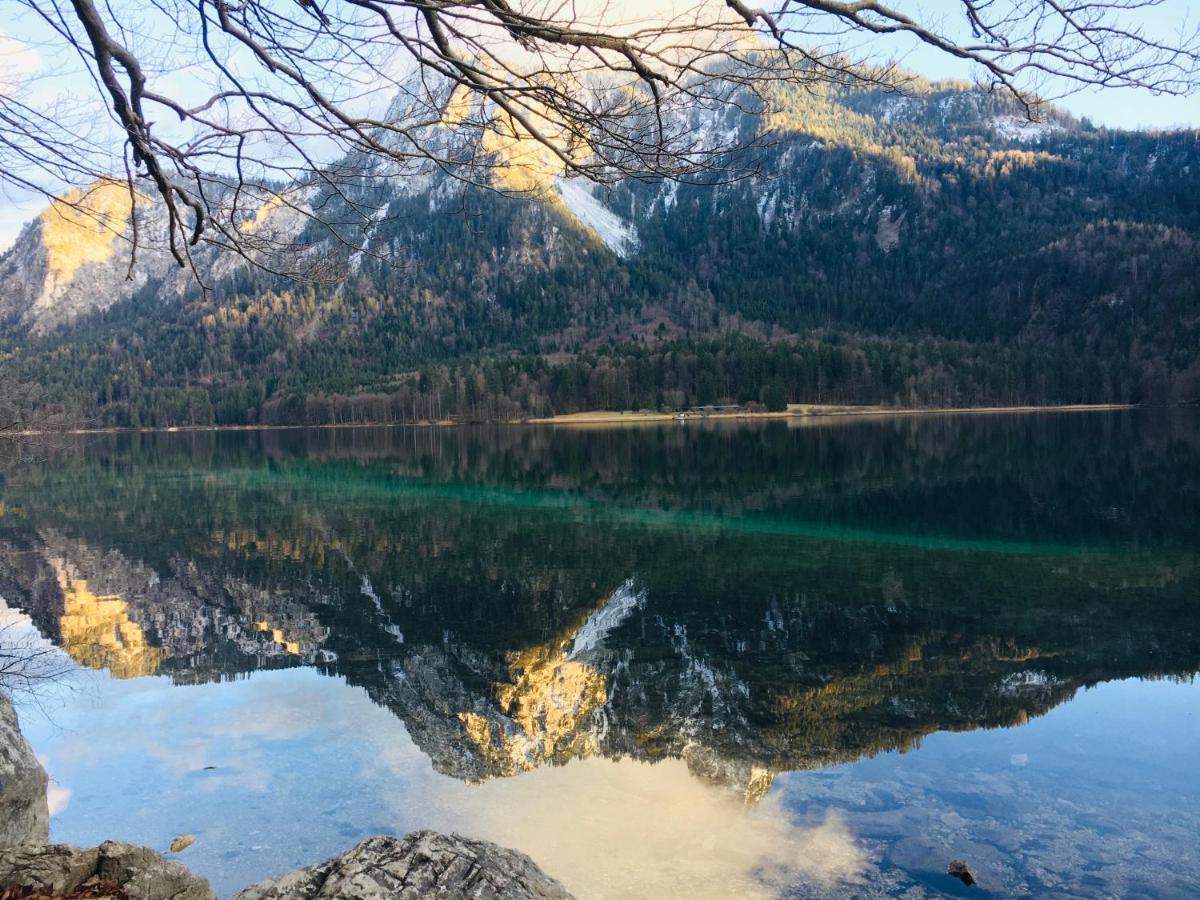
[0, 841, 215, 899]
[0, 690, 49, 849]
[233, 832, 573, 900]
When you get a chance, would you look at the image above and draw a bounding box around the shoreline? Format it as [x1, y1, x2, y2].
[5, 402, 1140, 437]
[524, 403, 1137, 426]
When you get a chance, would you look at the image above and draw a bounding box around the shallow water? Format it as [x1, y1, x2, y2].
[2, 411, 1198, 897]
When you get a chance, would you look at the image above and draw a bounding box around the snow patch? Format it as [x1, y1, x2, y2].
[361, 574, 403, 643]
[347, 204, 390, 274]
[570, 578, 645, 657]
[661, 180, 679, 213]
[756, 190, 778, 227]
[999, 669, 1060, 696]
[554, 178, 638, 257]
[879, 96, 917, 123]
[875, 205, 905, 252]
[990, 115, 1064, 143]
[361, 574, 383, 610]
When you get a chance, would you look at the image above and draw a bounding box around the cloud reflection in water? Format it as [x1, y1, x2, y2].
[21, 667, 855, 898]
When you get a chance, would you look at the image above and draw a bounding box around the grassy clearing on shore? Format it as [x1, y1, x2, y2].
[524, 403, 1135, 426]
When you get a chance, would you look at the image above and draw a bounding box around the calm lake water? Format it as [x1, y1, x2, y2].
[2, 411, 1198, 898]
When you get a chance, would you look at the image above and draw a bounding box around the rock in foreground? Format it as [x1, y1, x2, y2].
[0, 841, 214, 899]
[234, 832, 573, 900]
[0, 692, 48, 849]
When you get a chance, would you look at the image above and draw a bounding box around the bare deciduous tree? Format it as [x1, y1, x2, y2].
[1, 0, 1197, 278]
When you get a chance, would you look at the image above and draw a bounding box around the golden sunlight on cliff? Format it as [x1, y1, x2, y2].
[240, 192, 285, 235]
[739, 764, 776, 805]
[455, 594, 614, 776]
[38, 180, 147, 303]
[52, 560, 162, 678]
[480, 111, 568, 195]
[456, 652, 607, 775]
[442, 81, 586, 195]
[440, 84, 476, 130]
[498, 645, 607, 751]
[255, 620, 302, 655]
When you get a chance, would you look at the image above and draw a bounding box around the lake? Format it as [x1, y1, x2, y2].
[1, 410, 1198, 898]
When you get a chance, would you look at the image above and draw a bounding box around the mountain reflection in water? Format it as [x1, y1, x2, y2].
[1, 411, 1198, 897]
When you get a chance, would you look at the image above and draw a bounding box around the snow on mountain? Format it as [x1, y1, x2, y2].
[554, 177, 639, 257]
[990, 115, 1065, 143]
[570, 578, 645, 657]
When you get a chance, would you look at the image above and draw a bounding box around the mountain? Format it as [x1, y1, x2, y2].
[1, 77, 1198, 427]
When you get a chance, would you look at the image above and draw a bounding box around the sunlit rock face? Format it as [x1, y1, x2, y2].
[0, 691, 48, 848]
[0, 74, 625, 337]
[0, 180, 174, 334]
[0, 530, 332, 683]
[354, 642, 608, 785]
[360, 582, 642, 782]
[32, 182, 151, 327]
[54, 560, 163, 679]
[449, 585, 645, 777]
[458, 650, 607, 777]
[0, 174, 312, 337]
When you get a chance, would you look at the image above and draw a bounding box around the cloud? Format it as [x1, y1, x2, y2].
[47, 781, 73, 815]
[398, 755, 866, 898]
[0, 33, 41, 95]
[34, 753, 74, 816]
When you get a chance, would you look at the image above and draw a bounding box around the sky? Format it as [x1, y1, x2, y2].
[0, 0, 1198, 249]
[871, 1, 1200, 130]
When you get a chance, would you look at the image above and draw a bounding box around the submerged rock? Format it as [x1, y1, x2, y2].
[0, 692, 49, 849]
[948, 859, 977, 886]
[0, 841, 214, 899]
[168, 836, 195, 855]
[233, 832, 573, 900]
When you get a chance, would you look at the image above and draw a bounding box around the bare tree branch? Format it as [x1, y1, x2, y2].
[0, 615, 75, 699]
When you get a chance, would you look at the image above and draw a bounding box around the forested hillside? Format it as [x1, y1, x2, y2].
[1, 77, 1198, 427]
